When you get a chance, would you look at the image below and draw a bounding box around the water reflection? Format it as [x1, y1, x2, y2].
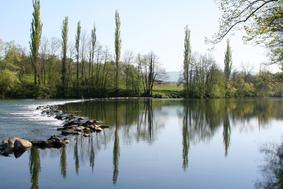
[256, 143, 283, 189]
[74, 136, 80, 175]
[89, 136, 95, 172]
[113, 101, 120, 184]
[60, 146, 67, 178]
[17, 99, 283, 188]
[223, 112, 231, 157]
[29, 147, 41, 189]
[182, 103, 191, 171]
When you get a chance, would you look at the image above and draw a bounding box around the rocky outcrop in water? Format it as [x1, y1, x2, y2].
[38, 105, 110, 137]
[0, 103, 109, 158]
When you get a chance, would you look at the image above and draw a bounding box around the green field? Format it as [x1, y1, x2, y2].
[152, 83, 183, 98]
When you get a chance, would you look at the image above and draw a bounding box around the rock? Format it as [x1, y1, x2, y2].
[96, 120, 104, 124]
[57, 127, 65, 131]
[14, 138, 32, 151]
[62, 129, 80, 136]
[55, 113, 63, 119]
[4, 137, 32, 150]
[36, 106, 44, 110]
[63, 124, 78, 129]
[0, 137, 32, 158]
[32, 135, 67, 149]
[47, 136, 65, 148]
[63, 120, 78, 127]
[83, 127, 91, 133]
[83, 134, 90, 137]
[99, 125, 110, 129]
[63, 138, 69, 144]
[74, 126, 84, 132]
[32, 140, 48, 148]
[95, 126, 103, 132]
[80, 119, 93, 126]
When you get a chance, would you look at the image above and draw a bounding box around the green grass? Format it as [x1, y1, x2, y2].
[153, 83, 183, 98]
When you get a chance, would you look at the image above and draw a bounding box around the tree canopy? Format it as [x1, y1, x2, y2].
[212, 0, 282, 67]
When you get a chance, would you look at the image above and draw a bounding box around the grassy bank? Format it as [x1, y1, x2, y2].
[152, 83, 183, 98]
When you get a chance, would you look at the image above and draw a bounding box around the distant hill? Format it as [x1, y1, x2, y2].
[163, 71, 181, 83]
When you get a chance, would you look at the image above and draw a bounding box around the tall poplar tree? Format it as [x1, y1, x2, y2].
[183, 26, 191, 98]
[75, 21, 81, 85]
[89, 24, 96, 81]
[224, 39, 232, 82]
[30, 0, 42, 86]
[61, 17, 68, 97]
[224, 39, 232, 95]
[114, 10, 121, 92]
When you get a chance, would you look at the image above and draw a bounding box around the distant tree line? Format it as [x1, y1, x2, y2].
[182, 26, 283, 98]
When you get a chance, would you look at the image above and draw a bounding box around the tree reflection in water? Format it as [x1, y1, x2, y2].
[74, 136, 80, 175]
[182, 100, 190, 170]
[89, 136, 95, 172]
[29, 147, 41, 189]
[60, 146, 67, 178]
[256, 143, 283, 189]
[223, 113, 231, 157]
[26, 99, 283, 187]
[113, 101, 120, 184]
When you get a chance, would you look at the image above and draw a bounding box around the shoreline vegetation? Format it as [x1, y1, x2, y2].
[0, 0, 282, 100]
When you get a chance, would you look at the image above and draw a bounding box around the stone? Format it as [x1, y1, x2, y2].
[62, 129, 80, 136]
[14, 138, 32, 151]
[95, 126, 103, 132]
[0, 137, 31, 157]
[57, 127, 65, 131]
[83, 127, 91, 133]
[74, 126, 84, 132]
[32, 135, 66, 149]
[96, 120, 104, 124]
[99, 125, 110, 129]
[32, 140, 48, 148]
[63, 138, 69, 144]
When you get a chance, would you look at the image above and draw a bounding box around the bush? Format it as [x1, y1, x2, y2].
[0, 70, 19, 98]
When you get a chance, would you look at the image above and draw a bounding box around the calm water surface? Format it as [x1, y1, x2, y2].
[0, 98, 283, 189]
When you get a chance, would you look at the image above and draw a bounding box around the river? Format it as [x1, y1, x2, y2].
[0, 98, 283, 189]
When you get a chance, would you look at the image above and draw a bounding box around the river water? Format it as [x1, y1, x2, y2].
[0, 98, 283, 189]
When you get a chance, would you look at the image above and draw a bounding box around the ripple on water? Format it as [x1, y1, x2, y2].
[0, 100, 81, 141]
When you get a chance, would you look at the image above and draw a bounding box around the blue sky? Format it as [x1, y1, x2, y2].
[0, 0, 279, 72]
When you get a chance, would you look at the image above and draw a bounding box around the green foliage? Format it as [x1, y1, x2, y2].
[114, 10, 121, 91]
[30, 0, 42, 85]
[183, 26, 191, 98]
[234, 78, 255, 97]
[254, 71, 274, 97]
[213, 0, 283, 67]
[224, 39, 232, 81]
[61, 17, 69, 97]
[0, 2, 282, 99]
[0, 70, 19, 98]
[75, 21, 81, 84]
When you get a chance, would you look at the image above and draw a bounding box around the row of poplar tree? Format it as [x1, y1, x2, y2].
[0, 0, 282, 98]
[28, 0, 164, 98]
